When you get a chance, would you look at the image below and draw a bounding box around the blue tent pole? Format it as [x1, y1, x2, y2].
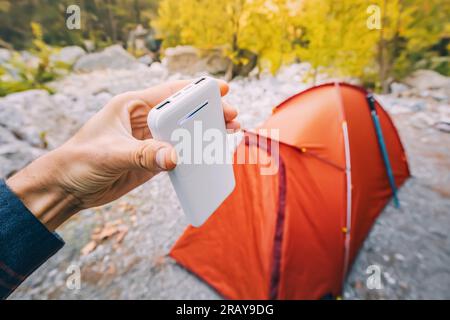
[366, 93, 400, 208]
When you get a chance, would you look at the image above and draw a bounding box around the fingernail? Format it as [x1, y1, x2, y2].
[155, 148, 169, 170]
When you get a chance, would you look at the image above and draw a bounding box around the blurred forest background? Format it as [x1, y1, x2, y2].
[0, 0, 448, 96]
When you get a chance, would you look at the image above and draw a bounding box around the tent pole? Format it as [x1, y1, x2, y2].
[366, 93, 400, 208]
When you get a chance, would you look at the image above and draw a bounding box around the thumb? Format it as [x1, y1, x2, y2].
[125, 139, 177, 172]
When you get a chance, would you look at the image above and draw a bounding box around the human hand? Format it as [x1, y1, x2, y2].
[6, 79, 239, 231]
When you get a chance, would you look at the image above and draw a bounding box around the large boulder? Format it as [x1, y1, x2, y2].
[0, 89, 77, 148]
[51, 46, 86, 65]
[0, 114, 45, 179]
[390, 82, 409, 95]
[404, 70, 450, 98]
[73, 45, 141, 73]
[162, 46, 230, 75]
[138, 54, 153, 66]
[0, 127, 45, 178]
[204, 50, 232, 74]
[162, 46, 198, 73]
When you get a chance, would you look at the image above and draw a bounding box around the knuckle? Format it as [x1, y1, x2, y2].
[134, 141, 158, 170]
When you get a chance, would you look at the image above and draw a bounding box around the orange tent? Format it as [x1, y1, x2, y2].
[170, 82, 410, 299]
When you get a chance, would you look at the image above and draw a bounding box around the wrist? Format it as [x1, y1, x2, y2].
[6, 150, 81, 231]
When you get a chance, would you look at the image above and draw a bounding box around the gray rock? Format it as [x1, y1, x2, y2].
[162, 46, 230, 75]
[276, 63, 312, 83]
[380, 95, 428, 113]
[0, 90, 77, 148]
[74, 45, 140, 73]
[404, 70, 450, 95]
[0, 92, 42, 146]
[51, 46, 86, 65]
[391, 105, 414, 114]
[410, 112, 435, 129]
[430, 90, 448, 102]
[162, 46, 199, 74]
[0, 126, 17, 144]
[394, 253, 405, 262]
[203, 50, 231, 74]
[390, 82, 409, 95]
[0, 129, 44, 178]
[437, 105, 450, 124]
[435, 121, 450, 133]
[148, 62, 168, 79]
[408, 100, 427, 112]
[138, 54, 153, 66]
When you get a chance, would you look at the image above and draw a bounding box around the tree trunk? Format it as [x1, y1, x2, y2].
[134, 0, 141, 24]
[225, 63, 233, 82]
[106, 0, 117, 42]
[379, 0, 389, 93]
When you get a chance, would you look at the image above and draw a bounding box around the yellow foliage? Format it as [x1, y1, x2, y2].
[153, 0, 293, 74]
[154, 0, 448, 84]
[290, 0, 379, 81]
[369, 0, 449, 86]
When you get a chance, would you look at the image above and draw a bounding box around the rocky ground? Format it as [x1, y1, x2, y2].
[1, 48, 449, 299]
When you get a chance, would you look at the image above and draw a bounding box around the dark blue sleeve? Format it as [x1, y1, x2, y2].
[0, 180, 64, 299]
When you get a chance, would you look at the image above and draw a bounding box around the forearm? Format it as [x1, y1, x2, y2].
[6, 150, 80, 231]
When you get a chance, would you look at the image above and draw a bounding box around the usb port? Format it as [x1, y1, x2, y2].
[156, 101, 170, 109]
[194, 77, 206, 85]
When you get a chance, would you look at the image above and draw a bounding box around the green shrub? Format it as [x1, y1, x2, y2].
[0, 22, 68, 97]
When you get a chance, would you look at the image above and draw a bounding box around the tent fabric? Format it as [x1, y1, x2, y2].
[170, 82, 410, 299]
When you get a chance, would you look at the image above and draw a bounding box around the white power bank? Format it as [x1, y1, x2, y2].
[147, 77, 235, 227]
